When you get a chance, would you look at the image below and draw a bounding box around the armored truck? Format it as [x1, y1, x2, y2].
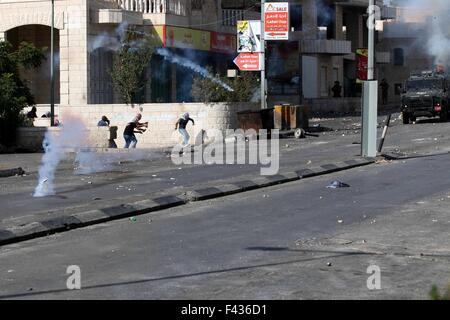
[401, 70, 449, 124]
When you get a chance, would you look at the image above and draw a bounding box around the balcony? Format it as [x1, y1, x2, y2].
[97, 9, 143, 25]
[114, 0, 187, 15]
[301, 39, 352, 55]
[381, 6, 397, 20]
[222, 9, 260, 26]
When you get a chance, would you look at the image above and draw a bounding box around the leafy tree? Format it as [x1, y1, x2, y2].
[110, 29, 156, 106]
[0, 41, 45, 146]
[191, 68, 259, 103]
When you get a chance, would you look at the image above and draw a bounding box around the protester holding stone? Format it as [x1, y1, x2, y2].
[123, 113, 148, 148]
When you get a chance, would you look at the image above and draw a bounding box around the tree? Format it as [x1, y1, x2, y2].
[191, 68, 259, 103]
[0, 41, 45, 146]
[110, 29, 156, 106]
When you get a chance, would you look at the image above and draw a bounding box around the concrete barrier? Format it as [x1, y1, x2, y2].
[15, 126, 112, 151]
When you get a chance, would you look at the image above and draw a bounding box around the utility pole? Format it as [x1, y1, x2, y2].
[260, 0, 266, 109]
[368, 0, 374, 81]
[361, 0, 378, 158]
[50, 0, 55, 126]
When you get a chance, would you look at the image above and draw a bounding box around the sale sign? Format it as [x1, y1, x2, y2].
[264, 2, 289, 40]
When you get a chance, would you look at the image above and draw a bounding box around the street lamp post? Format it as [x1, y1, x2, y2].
[50, 0, 55, 126]
[361, 0, 378, 158]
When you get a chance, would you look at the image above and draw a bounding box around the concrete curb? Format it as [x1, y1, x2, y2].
[0, 167, 25, 178]
[0, 158, 374, 246]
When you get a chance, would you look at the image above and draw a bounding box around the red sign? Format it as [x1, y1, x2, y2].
[264, 2, 289, 40]
[233, 53, 262, 71]
[356, 49, 368, 82]
[211, 32, 236, 54]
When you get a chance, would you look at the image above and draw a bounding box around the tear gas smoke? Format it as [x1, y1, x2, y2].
[34, 115, 163, 196]
[396, 0, 450, 66]
[34, 115, 88, 197]
[156, 48, 234, 92]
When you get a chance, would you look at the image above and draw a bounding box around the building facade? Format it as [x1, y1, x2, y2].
[0, 0, 396, 108]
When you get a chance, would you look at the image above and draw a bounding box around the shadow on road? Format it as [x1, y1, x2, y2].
[0, 249, 373, 299]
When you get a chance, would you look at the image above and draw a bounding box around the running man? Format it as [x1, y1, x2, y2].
[175, 112, 195, 147]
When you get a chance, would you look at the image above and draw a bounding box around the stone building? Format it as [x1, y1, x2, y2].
[0, 0, 397, 108]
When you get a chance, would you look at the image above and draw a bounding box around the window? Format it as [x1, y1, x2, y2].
[191, 0, 202, 10]
[317, 2, 335, 39]
[393, 48, 404, 66]
[290, 4, 302, 31]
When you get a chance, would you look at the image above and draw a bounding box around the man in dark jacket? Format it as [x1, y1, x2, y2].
[123, 113, 148, 148]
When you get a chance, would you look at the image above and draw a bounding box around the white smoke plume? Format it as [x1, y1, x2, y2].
[34, 114, 163, 196]
[34, 115, 88, 197]
[156, 48, 235, 92]
[395, 0, 450, 66]
[89, 22, 129, 52]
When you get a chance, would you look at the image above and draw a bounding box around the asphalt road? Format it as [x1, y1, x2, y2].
[0, 153, 449, 299]
[2, 114, 450, 229]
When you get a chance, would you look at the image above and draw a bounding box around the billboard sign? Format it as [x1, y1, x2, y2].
[264, 2, 289, 40]
[237, 20, 262, 52]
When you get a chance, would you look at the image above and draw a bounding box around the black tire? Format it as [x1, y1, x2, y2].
[402, 112, 410, 124]
[294, 128, 306, 139]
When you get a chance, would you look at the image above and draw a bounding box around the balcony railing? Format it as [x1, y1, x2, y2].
[301, 39, 352, 55]
[115, 0, 187, 16]
[222, 9, 260, 26]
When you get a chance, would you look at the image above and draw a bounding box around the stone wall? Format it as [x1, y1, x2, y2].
[23, 102, 260, 149]
[15, 126, 111, 151]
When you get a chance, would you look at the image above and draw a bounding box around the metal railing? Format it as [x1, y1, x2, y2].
[114, 0, 187, 15]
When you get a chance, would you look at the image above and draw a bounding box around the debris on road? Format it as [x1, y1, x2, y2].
[92, 197, 102, 201]
[375, 159, 393, 165]
[327, 262, 332, 267]
[326, 181, 350, 189]
[129, 217, 137, 222]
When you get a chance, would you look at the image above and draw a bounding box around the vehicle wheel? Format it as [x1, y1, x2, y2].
[294, 128, 306, 139]
[402, 112, 410, 124]
[440, 109, 448, 122]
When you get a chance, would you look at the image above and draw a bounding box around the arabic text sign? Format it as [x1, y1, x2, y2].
[233, 52, 262, 71]
[264, 2, 289, 40]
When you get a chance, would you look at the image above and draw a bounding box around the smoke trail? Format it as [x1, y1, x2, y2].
[89, 22, 129, 52]
[156, 48, 234, 92]
[34, 115, 88, 197]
